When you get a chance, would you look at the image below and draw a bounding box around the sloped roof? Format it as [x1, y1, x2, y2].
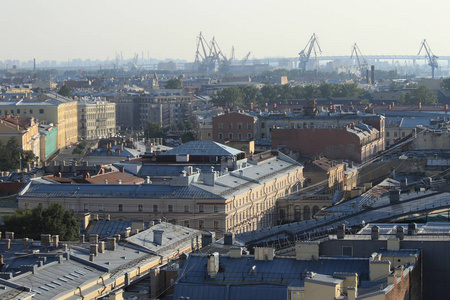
[159, 141, 243, 157]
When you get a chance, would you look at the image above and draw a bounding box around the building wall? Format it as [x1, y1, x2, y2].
[411, 130, 450, 150]
[18, 168, 303, 236]
[0, 118, 40, 158]
[272, 127, 384, 163]
[78, 101, 116, 140]
[40, 127, 57, 161]
[212, 112, 256, 142]
[277, 196, 332, 223]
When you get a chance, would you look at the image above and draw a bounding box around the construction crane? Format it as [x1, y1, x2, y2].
[194, 32, 216, 74]
[298, 33, 322, 71]
[241, 52, 251, 66]
[350, 43, 368, 73]
[417, 39, 438, 79]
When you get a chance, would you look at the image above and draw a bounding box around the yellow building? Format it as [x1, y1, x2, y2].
[0, 115, 40, 158]
[78, 99, 116, 140]
[0, 93, 78, 148]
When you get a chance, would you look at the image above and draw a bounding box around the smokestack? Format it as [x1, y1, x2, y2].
[366, 69, 369, 84]
[371, 65, 375, 85]
[34, 58, 36, 74]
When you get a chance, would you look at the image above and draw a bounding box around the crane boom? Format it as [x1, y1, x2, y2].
[350, 43, 368, 71]
[417, 39, 438, 79]
[299, 33, 322, 71]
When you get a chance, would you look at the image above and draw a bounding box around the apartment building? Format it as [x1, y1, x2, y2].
[0, 115, 40, 157]
[0, 93, 78, 148]
[18, 142, 304, 236]
[78, 99, 116, 140]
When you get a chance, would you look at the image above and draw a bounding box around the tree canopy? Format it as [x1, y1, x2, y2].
[2, 203, 79, 241]
[211, 83, 367, 108]
[440, 78, 450, 91]
[165, 78, 183, 89]
[0, 137, 36, 171]
[57, 85, 72, 97]
[144, 122, 166, 138]
[398, 86, 438, 105]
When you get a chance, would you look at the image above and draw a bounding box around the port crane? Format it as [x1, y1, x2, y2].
[298, 33, 322, 71]
[417, 39, 438, 79]
[194, 32, 217, 74]
[350, 43, 368, 73]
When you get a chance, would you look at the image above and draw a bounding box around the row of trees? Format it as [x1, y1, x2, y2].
[211, 83, 367, 108]
[2, 203, 79, 241]
[144, 121, 195, 143]
[398, 86, 438, 105]
[0, 138, 36, 171]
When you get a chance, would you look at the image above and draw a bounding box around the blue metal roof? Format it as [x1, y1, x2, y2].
[174, 255, 370, 300]
[160, 141, 243, 157]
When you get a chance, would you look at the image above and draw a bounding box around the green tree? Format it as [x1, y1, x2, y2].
[165, 78, 183, 89]
[211, 86, 243, 107]
[57, 85, 72, 97]
[440, 78, 450, 91]
[2, 203, 79, 241]
[181, 131, 195, 143]
[409, 86, 438, 105]
[144, 122, 166, 138]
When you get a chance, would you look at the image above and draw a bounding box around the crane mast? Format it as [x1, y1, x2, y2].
[299, 33, 322, 71]
[350, 43, 368, 73]
[417, 39, 438, 79]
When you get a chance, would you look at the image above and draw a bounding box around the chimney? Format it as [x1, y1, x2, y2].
[396, 226, 404, 240]
[80, 234, 85, 243]
[106, 214, 111, 221]
[224, 232, 235, 245]
[22, 238, 29, 250]
[114, 234, 121, 242]
[104, 179, 108, 184]
[337, 224, 345, 239]
[371, 65, 375, 85]
[117, 179, 122, 184]
[5, 232, 14, 240]
[230, 247, 243, 258]
[371, 226, 379, 240]
[207, 252, 219, 278]
[107, 237, 117, 251]
[145, 176, 152, 184]
[119, 167, 125, 173]
[90, 244, 98, 256]
[98, 241, 106, 253]
[254, 247, 275, 261]
[202, 231, 215, 247]
[407, 223, 417, 235]
[89, 234, 99, 244]
[153, 230, 164, 245]
[41, 234, 52, 246]
[295, 241, 319, 260]
[389, 189, 401, 204]
[179, 253, 189, 269]
[5, 239, 11, 251]
[89, 254, 95, 262]
[52, 235, 59, 248]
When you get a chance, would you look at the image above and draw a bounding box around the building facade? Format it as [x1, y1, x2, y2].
[78, 99, 116, 140]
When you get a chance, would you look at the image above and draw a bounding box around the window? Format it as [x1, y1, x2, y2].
[84, 203, 89, 212]
[228, 133, 233, 140]
[218, 122, 223, 129]
[138, 204, 143, 212]
[238, 122, 242, 129]
[198, 204, 204, 213]
[261, 122, 265, 129]
[386, 132, 390, 137]
[118, 204, 123, 212]
[168, 205, 173, 212]
[17, 109, 20, 114]
[214, 205, 219, 213]
[247, 122, 252, 129]
[98, 204, 104, 211]
[342, 246, 353, 256]
[238, 133, 242, 140]
[30, 109, 33, 114]
[199, 220, 205, 229]
[68, 204, 74, 211]
[184, 220, 190, 228]
[153, 204, 158, 212]
[184, 205, 189, 212]
[39, 109, 44, 114]
[394, 132, 398, 137]
[214, 220, 219, 229]
[247, 133, 252, 140]
[218, 133, 223, 140]
[228, 123, 232, 129]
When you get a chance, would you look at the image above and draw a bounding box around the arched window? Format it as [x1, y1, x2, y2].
[312, 205, 320, 217]
[294, 206, 301, 221]
[303, 206, 311, 220]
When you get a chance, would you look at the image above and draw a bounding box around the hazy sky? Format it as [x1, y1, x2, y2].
[1, 0, 448, 62]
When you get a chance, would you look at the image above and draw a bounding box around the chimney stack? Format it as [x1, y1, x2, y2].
[371, 226, 379, 240]
[107, 237, 117, 251]
[5, 239, 11, 251]
[98, 241, 106, 253]
[53, 235, 59, 248]
[153, 230, 164, 245]
[337, 224, 345, 239]
[90, 244, 98, 256]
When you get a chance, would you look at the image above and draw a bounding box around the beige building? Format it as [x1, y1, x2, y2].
[0, 115, 40, 157]
[0, 93, 78, 148]
[78, 99, 116, 140]
[18, 150, 304, 236]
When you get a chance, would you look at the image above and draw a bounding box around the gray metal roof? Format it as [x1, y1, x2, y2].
[20, 182, 221, 199]
[174, 255, 369, 300]
[159, 141, 243, 157]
